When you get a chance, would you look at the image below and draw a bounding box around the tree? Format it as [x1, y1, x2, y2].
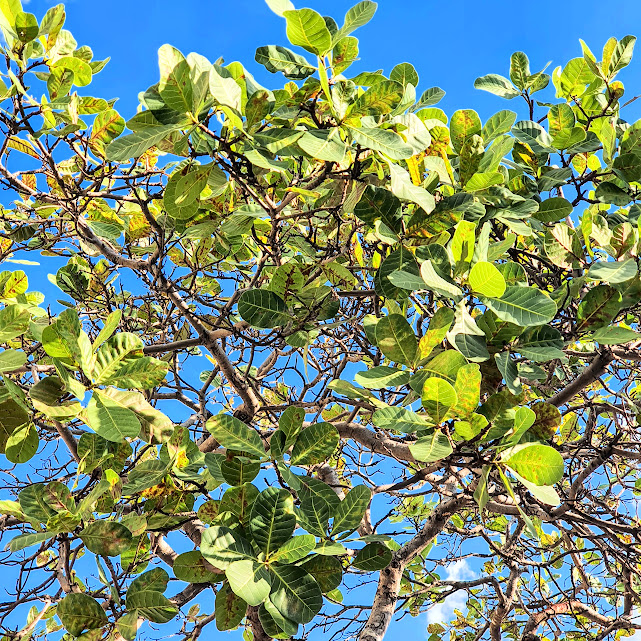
[0, 1, 641, 640]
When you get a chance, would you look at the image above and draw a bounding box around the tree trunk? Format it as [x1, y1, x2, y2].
[358, 495, 466, 641]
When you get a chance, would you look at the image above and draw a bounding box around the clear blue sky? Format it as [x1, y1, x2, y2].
[11, 0, 641, 638]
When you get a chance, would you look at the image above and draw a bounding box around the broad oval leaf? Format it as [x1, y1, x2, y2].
[226, 560, 271, 606]
[173, 550, 221, 583]
[421, 377, 457, 422]
[250, 487, 297, 554]
[206, 414, 266, 459]
[283, 8, 332, 56]
[80, 520, 133, 557]
[409, 430, 453, 463]
[501, 443, 564, 486]
[238, 289, 288, 329]
[57, 593, 107, 636]
[352, 542, 392, 571]
[375, 314, 418, 366]
[331, 485, 371, 536]
[269, 564, 323, 624]
[484, 286, 557, 327]
[468, 261, 506, 298]
[215, 582, 247, 631]
[290, 422, 339, 465]
[201, 525, 255, 570]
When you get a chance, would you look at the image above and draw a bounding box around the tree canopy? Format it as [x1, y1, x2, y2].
[1, 1, 641, 640]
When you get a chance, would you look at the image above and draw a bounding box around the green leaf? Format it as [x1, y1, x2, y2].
[238, 289, 288, 329]
[413, 86, 445, 109]
[478, 135, 514, 173]
[250, 487, 296, 554]
[468, 261, 506, 298]
[220, 483, 260, 524]
[206, 414, 265, 459]
[464, 171, 504, 192]
[8, 531, 57, 552]
[298, 128, 347, 162]
[283, 8, 332, 56]
[85, 390, 140, 443]
[481, 110, 517, 143]
[173, 550, 221, 583]
[418, 350, 468, 386]
[226, 560, 271, 606]
[409, 430, 453, 462]
[390, 62, 418, 87]
[347, 125, 414, 160]
[260, 599, 298, 638]
[503, 406, 536, 446]
[209, 64, 242, 112]
[126, 590, 178, 623]
[354, 185, 402, 232]
[201, 525, 255, 570]
[5, 423, 37, 464]
[299, 556, 342, 593]
[269, 564, 323, 624]
[14, 11, 37, 42]
[221, 454, 260, 486]
[516, 326, 564, 362]
[388, 163, 435, 213]
[80, 520, 133, 557]
[512, 120, 554, 152]
[577, 285, 622, 331]
[354, 366, 410, 389]
[375, 314, 418, 366]
[255, 45, 315, 80]
[510, 468, 560, 506]
[270, 535, 316, 563]
[93, 332, 142, 384]
[450, 109, 481, 153]
[420, 260, 463, 299]
[372, 406, 430, 433]
[57, 593, 107, 636]
[0, 349, 26, 373]
[533, 197, 573, 223]
[332, 485, 371, 535]
[587, 259, 638, 284]
[501, 443, 564, 486]
[157, 45, 193, 113]
[590, 325, 641, 345]
[52, 56, 92, 86]
[105, 124, 181, 162]
[215, 582, 247, 631]
[421, 377, 457, 422]
[0, 305, 29, 343]
[474, 74, 519, 99]
[510, 51, 530, 90]
[352, 542, 392, 571]
[347, 80, 404, 117]
[484, 286, 557, 327]
[495, 351, 521, 395]
[607, 35, 636, 77]
[290, 422, 339, 465]
[332, 1, 377, 45]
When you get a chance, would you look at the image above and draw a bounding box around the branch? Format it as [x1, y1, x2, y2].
[548, 350, 613, 407]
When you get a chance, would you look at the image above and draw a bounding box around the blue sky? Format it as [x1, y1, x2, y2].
[22, 0, 641, 125]
[8, 0, 641, 638]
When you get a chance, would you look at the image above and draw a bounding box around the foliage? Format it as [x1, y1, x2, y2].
[0, 2, 639, 641]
